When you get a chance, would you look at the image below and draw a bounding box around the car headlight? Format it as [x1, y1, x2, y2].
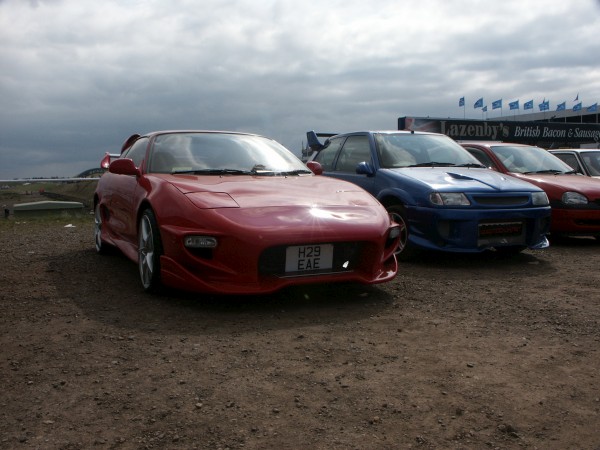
[430, 192, 471, 206]
[562, 191, 588, 205]
[532, 191, 549, 206]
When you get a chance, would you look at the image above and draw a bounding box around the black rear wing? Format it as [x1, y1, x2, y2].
[306, 131, 337, 152]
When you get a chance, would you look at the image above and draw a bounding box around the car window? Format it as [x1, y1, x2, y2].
[314, 137, 344, 171]
[335, 135, 372, 172]
[146, 132, 308, 174]
[122, 137, 149, 168]
[490, 145, 572, 173]
[376, 134, 478, 167]
[464, 147, 497, 169]
[581, 152, 600, 176]
[553, 153, 582, 174]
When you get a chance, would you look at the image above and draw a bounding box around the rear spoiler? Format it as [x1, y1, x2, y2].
[306, 131, 337, 152]
[100, 133, 141, 169]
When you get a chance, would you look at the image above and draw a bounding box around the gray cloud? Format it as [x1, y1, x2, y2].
[1, 0, 600, 178]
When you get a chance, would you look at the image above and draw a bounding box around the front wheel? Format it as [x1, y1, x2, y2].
[138, 209, 163, 292]
[386, 204, 418, 261]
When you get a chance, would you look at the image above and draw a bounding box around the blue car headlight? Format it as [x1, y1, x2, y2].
[429, 192, 471, 206]
[532, 191, 550, 206]
[562, 191, 588, 205]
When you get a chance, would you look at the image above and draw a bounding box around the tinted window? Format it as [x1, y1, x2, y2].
[581, 152, 600, 176]
[464, 147, 496, 169]
[122, 137, 149, 168]
[553, 153, 582, 173]
[314, 137, 344, 171]
[335, 135, 372, 172]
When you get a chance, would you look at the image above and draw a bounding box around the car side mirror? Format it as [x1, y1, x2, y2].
[356, 161, 375, 176]
[100, 152, 111, 169]
[306, 161, 323, 175]
[109, 158, 140, 176]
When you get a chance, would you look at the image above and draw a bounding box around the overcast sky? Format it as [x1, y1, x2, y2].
[1, 0, 600, 179]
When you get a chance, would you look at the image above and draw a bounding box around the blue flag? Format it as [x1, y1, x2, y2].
[482, 105, 488, 112]
[539, 100, 549, 111]
[509, 100, 519, 110]
[524, 99, 534, 110]
[573, 102, 582, 112]
[574, 94, 579, 101]
[556, 102, 566, 111]
[474, 98, 483, 108]
[587, 103, 598, 112]
[492, 99, 502, 110]
[459, 97, 465, 107]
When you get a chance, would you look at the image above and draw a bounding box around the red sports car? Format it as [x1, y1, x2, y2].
[461, 141, 600, 239]
[94, 131, 400, 294]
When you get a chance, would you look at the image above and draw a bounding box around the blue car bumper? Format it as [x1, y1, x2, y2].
[406, 205, 551, 252]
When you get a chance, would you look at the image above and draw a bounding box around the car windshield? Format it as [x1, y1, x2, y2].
[490, 145, 575, 174]
[148, 132, 311, 175]
[375, 133, 484, 168]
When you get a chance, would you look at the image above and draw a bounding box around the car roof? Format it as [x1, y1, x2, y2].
[332, 130, 447, 138]
[549, 148, 600, 153]
[141, 130, 263, 139]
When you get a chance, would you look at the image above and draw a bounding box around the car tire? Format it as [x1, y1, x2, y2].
[138, 208, 163, 293]
[94, 203, 111, 254]
[386, 204, 418, 261]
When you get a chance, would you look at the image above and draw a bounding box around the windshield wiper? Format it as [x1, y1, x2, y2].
[171, 169, 251, 175]
[408, 162, 456, 167]
[523, 169, 564, 175]
[279, 169, 313, 175]
[454, 163, 487, 168]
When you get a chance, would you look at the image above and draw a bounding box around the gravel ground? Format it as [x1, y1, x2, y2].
[1, 198, 599, 449]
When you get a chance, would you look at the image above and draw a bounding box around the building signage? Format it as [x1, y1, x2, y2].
[398, 117, 600, 145]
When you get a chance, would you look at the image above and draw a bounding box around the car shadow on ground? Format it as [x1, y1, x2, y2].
[402, 247, 545, 269]
[49, 248, 397, 336]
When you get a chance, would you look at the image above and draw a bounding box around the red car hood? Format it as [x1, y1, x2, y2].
[160, 174, 378, 208]
[512, 173, 600, 197]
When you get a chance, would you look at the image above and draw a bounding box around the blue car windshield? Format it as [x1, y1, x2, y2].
[148, 132, 311, 175]
[490, 145, 575, 174]
[375, 134, 481, 168]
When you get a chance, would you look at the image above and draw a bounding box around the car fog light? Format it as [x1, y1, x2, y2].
[184, 236, 218, 248]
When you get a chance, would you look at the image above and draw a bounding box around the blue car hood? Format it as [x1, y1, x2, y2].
[387, 167, 540, 192]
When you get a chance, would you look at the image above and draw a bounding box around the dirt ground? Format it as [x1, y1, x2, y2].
[1, 189, 600, 449]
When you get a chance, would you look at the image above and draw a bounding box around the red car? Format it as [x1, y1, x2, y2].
[94, 131, 399, 294]
[461, 142, 600, 239]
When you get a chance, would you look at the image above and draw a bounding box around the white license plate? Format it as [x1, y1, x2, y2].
[285, 244, 334, 272]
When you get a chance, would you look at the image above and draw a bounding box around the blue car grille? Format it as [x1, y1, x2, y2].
[471, 195, 529, 206]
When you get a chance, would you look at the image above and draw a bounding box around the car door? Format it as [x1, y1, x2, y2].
[108, 137, 149, 242]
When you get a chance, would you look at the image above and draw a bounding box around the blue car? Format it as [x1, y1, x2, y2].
[306, 130, 551, 259]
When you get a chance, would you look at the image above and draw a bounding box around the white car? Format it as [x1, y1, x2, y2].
[549, 149, 600, 178]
